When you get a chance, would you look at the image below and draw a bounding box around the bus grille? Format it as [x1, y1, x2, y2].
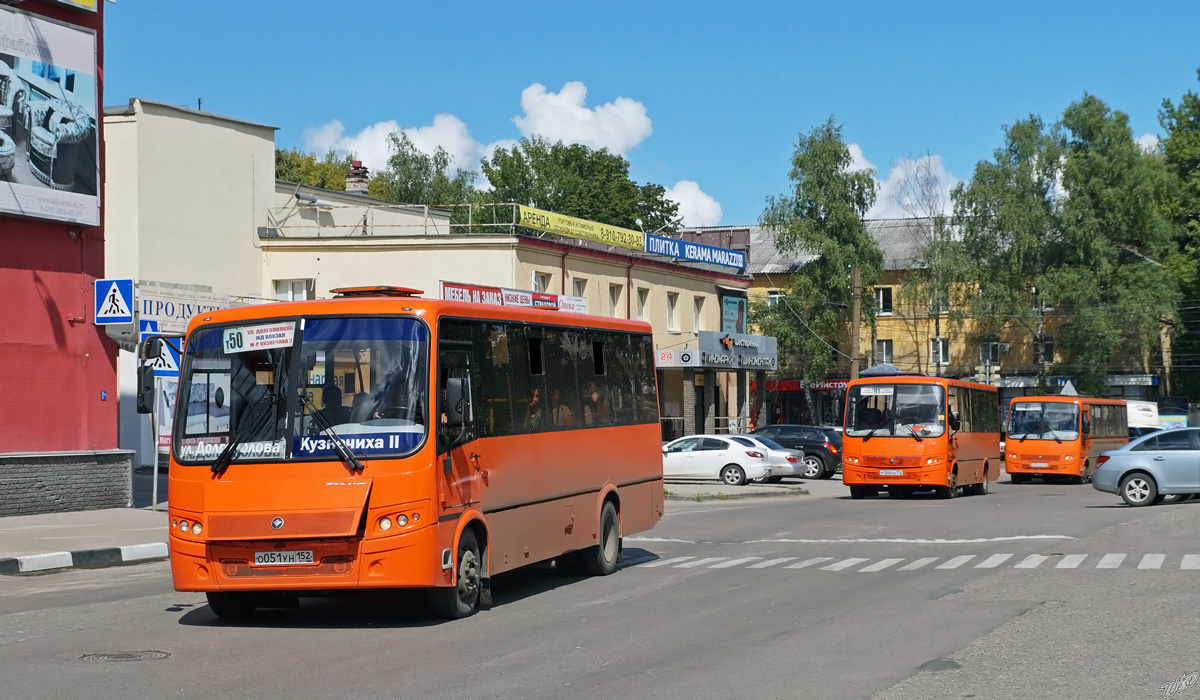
[861, 456, 921, 467]
[207, 511, 360, 539]
[219, 560, 355, 578]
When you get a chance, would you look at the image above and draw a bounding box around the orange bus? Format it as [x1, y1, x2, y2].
[1005, 395, 1127, 484]
[842, 375, 1001, 499]
[156, 286, 664, 619]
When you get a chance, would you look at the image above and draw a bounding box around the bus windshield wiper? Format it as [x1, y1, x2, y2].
[862, 409, 892, 443]
[212, 391, 276, 476]
[300, 392, 366, 473]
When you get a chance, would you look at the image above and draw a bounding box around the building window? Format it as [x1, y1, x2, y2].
[609, 284, 623, 317]
[874, 339, 893, 365]
[931, 337, 949, 366]
[667, 292, 679, 331]
[637, 288, 649, 321]
[979, 341, 1002, 365]
[694, 297, 705, 331]
[533, 272, 552, 293]
[1035, 335, 1054, 365]
[274, 279, 313, 301]
[768, 290, 786, 307]
[876, 287, 893, 315]
[572, 278, 587, 298]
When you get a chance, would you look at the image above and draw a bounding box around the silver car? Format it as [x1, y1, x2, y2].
[731, 435, 806, 480]
[1092, 428, 1200, 506]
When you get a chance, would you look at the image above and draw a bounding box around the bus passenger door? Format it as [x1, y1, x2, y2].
[438, 343, 480, 510]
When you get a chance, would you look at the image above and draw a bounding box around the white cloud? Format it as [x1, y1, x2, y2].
[513, 81, 653, 155]
[860, 149, 959, 219]
[846, 143, 874, 175]
[665, 180, 723, 227]
[303, 114, 487, 177]
[1136, 133, 1159, 153]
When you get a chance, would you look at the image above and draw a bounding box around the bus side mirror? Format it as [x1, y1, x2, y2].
[1082, 417, 1091, 435]
[444, 377, 471, 428]
[136, 364, 156, 414]
[949, 411, 961, 431]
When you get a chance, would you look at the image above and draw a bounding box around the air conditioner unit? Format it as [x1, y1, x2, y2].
[999, 343, 1011, 353]
[258, 226, 281, 238]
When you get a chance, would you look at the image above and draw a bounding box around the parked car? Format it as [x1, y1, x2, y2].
[662, 435, 777, 486]
[1092, 428, 1200, 506]
[750, 424, 842, 479]
[730, 435, 805, 481]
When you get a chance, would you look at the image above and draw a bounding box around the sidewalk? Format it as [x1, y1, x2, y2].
[664, 479, 812, 501]
[0, 508, 169, 575]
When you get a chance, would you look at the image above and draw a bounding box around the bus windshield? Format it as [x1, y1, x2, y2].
[1008, 402, 1079, 441]
[845, 383, 946, 438]
[174, 316, 429, 463]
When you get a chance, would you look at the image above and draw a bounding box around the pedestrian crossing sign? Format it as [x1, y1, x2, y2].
[94, 279, 135, 325]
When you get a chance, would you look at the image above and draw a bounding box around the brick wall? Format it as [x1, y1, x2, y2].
[0, 450, 133, 516]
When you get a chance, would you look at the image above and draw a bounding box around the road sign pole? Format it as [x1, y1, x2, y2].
[150, 375, 159, 512]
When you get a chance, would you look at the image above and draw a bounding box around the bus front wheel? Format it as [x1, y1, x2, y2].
[206, 591, 258, 620]
[937, 473, 958, 499]
[431, 528, 482, 619]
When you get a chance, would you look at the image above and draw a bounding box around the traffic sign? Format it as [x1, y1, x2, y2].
[94, 278, 134, 325]
[140, 321, 182, 378]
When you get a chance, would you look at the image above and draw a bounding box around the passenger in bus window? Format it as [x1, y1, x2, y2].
[310, 384, 351, 433]
[526, 388, 544, 431]
[583, 382, 611, 427]
[549, 388, 574, 427]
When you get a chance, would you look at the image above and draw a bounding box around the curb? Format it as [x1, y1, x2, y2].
[664, 488, 809, 502]
[0, 542, 169, 575]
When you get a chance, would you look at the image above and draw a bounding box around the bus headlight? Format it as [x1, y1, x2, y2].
[191, 522, 203, 535]
[179, 520, 189, 533]
[379, 517, 392, 531]
[396, 514, 409, 527]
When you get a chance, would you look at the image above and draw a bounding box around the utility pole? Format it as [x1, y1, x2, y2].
[850, 265, 861, 380]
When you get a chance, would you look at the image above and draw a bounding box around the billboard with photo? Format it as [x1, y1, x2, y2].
[721, 295, 747, 334]
[0, 6, 100, 225]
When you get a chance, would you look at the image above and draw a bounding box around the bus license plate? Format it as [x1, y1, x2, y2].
[254, 550, 314, 566]
[1030, 462, 1049, 468]
[879, 469, 903, 476]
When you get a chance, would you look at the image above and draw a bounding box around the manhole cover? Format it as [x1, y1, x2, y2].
[80, 651, 170, 662]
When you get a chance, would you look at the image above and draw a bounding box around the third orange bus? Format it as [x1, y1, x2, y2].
[1005, 395, 1127, 484]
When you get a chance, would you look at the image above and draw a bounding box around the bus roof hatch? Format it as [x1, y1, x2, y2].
[330, 286, 425, 298]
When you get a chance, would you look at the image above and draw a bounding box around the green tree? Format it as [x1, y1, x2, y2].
[481, 136, 681, 232]
[368, 132, 477, 208]
[275, 148, 353, 190]
[755, 117, 883, 420]
[1159, 68, 1200, 398]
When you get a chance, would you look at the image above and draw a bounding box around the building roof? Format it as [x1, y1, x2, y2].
[103, 98, 279, 131]
[746, 217, 936, 276]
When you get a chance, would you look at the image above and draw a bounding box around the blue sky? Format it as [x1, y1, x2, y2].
[104, 0, 1200, 226]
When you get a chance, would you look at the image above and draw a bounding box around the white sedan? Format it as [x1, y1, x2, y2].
[732, 435, 805, 479]
[662, 435, 776, 486]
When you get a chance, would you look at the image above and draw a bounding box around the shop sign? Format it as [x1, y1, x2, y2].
[696, 331, 777, 370]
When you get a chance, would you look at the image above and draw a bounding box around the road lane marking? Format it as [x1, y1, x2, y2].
[742, 535, 1074, 545]
[637, 556, 695, 568]
[784, 557, 833, 569]
[748, 557, 797, 569]
[675, 557, 728, 568]
[859, 558, 904, 572]
[1181, 555, 1200, 570]
[975, 554, 1014, 568]
[821, 558, 869, 571]
[898, 557, 939, 571]
[1096, 553, 1126, 569]
[935, 555, 975, 569]
[1056, 554, 1088, 569]
[1015, 555, 1047, 569]
[1138, 554, 1165, 570]
[710, 557, 763, 568]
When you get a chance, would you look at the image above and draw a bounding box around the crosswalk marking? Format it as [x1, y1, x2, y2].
[1056, 554, 1088, 569]
[785, 557, 833, 569]
[935, 555, 975, 570]
[710, 557, 763, 569]
[1138, 554, 1165, 570]
[749, 557, 797, 569]
[639, 556, 694, 568]
[976, 554, 1014, 569]
[676, 557, 728, 568]
[1015, 554, 1047, 569]
[821, 558, 869, 571]
[859, 558, 904, 572]
[1096, 553, 1126, 569]
[1181, 555, 1200, 570]
[898, 557, 939, 571]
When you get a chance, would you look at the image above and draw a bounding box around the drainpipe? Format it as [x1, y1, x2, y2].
[561, 252, 568, 294]
[627, 261, 634, 319]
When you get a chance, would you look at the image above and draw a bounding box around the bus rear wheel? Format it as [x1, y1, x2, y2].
[431, 528, 482, 619]
[581, 501, 620, 576]
[968, 471, 989, 496]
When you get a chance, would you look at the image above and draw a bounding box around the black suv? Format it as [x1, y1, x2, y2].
[750, 424, 843, 479]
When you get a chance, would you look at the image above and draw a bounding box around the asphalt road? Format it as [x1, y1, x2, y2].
[2, 477, 1197, 700]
